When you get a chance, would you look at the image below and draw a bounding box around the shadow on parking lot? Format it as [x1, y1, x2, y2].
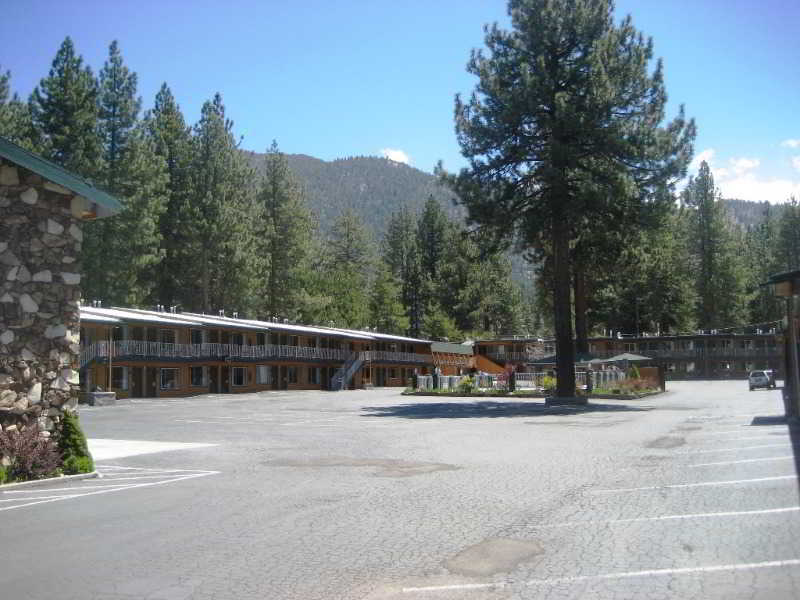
[361, 400, 651, 420]
[750, 413, 800, 499]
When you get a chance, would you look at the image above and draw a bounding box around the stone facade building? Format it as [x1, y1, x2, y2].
[0, 137, 120, 434]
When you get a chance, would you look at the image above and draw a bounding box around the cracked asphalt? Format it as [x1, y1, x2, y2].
[2, 380, 798, 599]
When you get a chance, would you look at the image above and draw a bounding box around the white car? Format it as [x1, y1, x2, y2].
[748, 370, 776, 391]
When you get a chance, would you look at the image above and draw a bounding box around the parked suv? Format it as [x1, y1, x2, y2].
[749, 370, 776, 391]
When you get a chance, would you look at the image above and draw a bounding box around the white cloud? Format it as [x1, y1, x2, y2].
[781, 139, 800, 148]
[730, 157, 760, 174]
[380, 148, 411, 165]
[684, 148, 799, 203]
[716, 173, 800, 203]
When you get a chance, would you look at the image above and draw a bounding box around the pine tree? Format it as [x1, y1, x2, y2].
[369, 261, 409, 334]
[322, 208, 376, 328]
[775, 198, 800, 272]
[683, 162, 748, 328]
[29, 37, 102, 178]
[187, 93, 257, 313]
[439, 0, 695, 396]
[384, 206, 424, 335]
[744, 205, 782, 323]
[97, 41, 141, 192]
[83, 42, 162, 307]
[0, 67, 33, 146]
[257, 140, 314, 319]
[416, 195, 448, 280]
[145, 84, 194, 309]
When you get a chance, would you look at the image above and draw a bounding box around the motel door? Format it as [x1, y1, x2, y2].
[209, 366, 219, 393]
[146, 367, 158, 398]
[131, 367, 143, 398]
[221, 367, 230, 393]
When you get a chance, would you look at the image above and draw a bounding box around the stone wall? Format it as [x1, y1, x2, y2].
[0, 158, 83, 435]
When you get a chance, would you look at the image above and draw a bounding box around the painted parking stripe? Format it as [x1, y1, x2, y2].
[0, 467, 219, 512]
[401, 559, 800, 593]
[690, 455, 795, 467]
[534, 506, 800, 528]
[593, 475, 796, 493]
[700, 435, 790, 443]
[682, 444, 791, 454]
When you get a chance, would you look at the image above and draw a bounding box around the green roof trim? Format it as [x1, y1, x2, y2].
[0, 136, 122, 215]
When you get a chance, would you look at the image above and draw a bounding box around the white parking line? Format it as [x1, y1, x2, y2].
[401, 559, 800, 593]
[683, 444, 791, 454]
[593, 475, 796, 493]
[690, 455, 795, 467]
[0, 466, 219, 512]
[536, 506, 800, 528]
[700, 434, 789, 442]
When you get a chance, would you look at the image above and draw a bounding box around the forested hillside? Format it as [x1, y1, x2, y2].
[243, 151, 462, 235]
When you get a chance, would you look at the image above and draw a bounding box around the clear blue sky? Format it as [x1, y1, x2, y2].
[1, 0, 798, 202]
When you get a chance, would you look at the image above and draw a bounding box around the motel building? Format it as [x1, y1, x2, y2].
[78, 305, 451, 398]
[474, 328, 783, 380]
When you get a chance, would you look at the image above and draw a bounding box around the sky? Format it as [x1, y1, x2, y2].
[1, 0, 798, 203]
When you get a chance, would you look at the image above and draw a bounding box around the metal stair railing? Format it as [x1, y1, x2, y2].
[330, 352, 364, 391]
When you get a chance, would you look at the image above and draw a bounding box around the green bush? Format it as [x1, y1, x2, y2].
[540, 375, 556, 391]
[57, 411, 94, 474]
[63, 455, 93, 475]
[0, 465, 7, 485]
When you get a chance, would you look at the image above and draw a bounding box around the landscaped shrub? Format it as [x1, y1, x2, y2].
[458, 376, 476, 394]
[0, 425, 60, 482]
[57, 410, 94, 474]
[0, 465, 7, 485]
[540, 375, 556, 391]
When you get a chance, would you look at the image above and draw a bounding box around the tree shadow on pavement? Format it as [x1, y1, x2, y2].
[361, 400, 652, 420]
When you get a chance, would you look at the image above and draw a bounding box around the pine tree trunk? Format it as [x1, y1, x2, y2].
[574, 266, 589, 356]
[552, 217, 576, 397]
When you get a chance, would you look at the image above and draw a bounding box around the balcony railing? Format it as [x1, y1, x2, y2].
[80, 341, 351, 367]
[359, 351, 432, 364]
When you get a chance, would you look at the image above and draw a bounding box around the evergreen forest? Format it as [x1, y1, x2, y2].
[1, 35, 798, 344]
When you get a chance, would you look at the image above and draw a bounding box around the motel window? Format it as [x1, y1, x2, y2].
[287, 366, 298, 384]
[160, 368, 179, 390]
[720, 362, 731, 371]
[270, 333, 280, 345]
[308, 367, 318, 385]
[666, 363, 676, 372]
[232, 333, 244, 346]
[256, 332, 266, 346]
[389, 368, 397, 378]
[191, 366, 208, 387]
[256, 365, 270, 385]
[191, 329, 204, 345]
[624, 343, 635, 352]
[111, 366, 128, 390]
[544, 344, 555, 354]
[160, 329, 176, 344]
[289, 336, 298, 347]
[686, 362, 695, 373]
[232, 367, 247, 386]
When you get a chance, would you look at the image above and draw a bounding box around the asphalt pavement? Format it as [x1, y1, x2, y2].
[1, 381, 798, 599]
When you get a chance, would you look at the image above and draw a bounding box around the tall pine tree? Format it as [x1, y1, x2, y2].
[29, 37, 102, 178]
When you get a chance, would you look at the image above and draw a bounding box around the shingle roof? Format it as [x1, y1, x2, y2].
[0, 136, 121, 215]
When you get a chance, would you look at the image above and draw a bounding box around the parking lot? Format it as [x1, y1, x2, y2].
[2, 381, 799, 599]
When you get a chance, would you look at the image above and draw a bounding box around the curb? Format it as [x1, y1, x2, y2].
[0, 470, 99, 491]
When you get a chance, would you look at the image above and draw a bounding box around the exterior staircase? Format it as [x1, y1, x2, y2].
[330, 352, 364, 391]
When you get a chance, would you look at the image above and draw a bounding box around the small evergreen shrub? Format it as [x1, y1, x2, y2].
[540, 376, 556, 391]
[0, 425, 60, 481]
[57, 411, 94, 474]
[0, 465, 7, 485]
